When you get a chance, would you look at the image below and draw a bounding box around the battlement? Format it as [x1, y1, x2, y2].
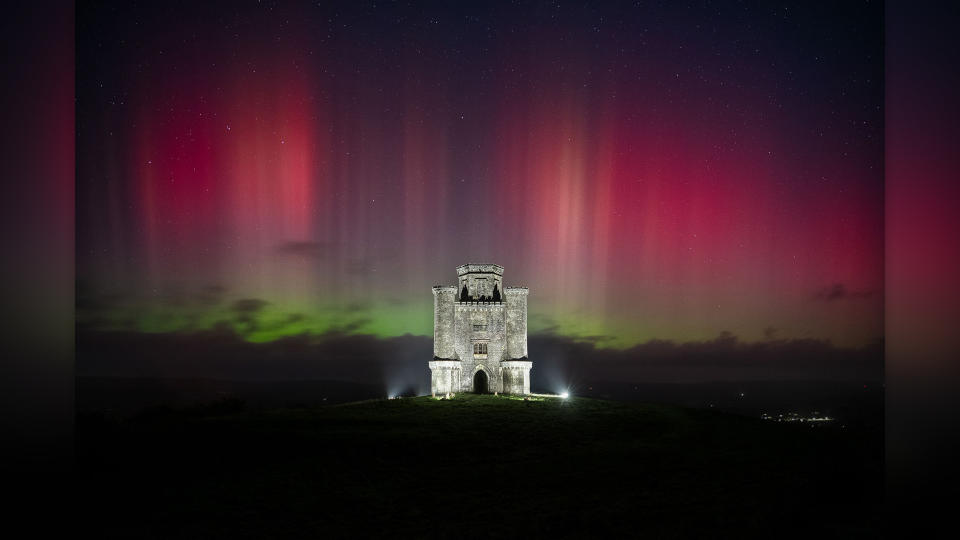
[456, 263, 504, 277]
[432, 285, 457, 294]
[504, 287, 529, 294]
[455, 301, 505, 309]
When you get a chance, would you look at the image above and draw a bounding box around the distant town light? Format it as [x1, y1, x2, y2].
[760, 411, 835, 424]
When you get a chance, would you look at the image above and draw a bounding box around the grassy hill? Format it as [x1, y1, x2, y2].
[77, 394, 882, 538]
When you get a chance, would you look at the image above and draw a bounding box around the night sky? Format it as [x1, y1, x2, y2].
[77, 1, 883, 382]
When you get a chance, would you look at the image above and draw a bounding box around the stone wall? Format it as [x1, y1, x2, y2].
[454, 303, 505, 392]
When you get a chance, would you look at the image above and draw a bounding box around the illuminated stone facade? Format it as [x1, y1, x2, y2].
[429, 263, 531, 395]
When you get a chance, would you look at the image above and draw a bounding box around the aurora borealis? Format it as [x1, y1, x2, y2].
[77, 1, 883, 355]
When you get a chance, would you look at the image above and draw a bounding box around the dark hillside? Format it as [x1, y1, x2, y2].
[78, 395, 882, 538]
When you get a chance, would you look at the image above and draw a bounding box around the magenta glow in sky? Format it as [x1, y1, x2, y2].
[77, 2, 883, 348]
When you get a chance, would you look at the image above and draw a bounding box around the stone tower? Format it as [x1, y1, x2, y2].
[428, 263, 531, 395]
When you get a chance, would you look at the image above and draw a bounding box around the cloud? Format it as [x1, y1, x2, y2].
[813, 283, 878, 302]
[230, 298, 269, 334]
[231, 298, 268, 313]
[253, 312, 310, 335]
[78, 326, 882, 389]
[276, 241, 336, 259]
[330, 318, 372, 334]
[571, 334, 616, 344]
[77, 327, 433, 386]
[529, 331, 882, 387]
[342, 302, 371, 314]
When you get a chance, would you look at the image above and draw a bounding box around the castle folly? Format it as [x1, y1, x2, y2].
[428, 263, 531, 395]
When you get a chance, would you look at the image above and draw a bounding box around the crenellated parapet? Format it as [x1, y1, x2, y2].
[456, 263, 504, 276]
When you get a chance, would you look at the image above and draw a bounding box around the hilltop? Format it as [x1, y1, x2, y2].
[78, 394, 882, 538]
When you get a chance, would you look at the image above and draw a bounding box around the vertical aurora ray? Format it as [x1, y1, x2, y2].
[77, 1, 882, 349]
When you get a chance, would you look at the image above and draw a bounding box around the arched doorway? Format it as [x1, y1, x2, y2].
[473, 370, 488, 394]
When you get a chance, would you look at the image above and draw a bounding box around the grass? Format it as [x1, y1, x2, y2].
[77, 394, 882, 538]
